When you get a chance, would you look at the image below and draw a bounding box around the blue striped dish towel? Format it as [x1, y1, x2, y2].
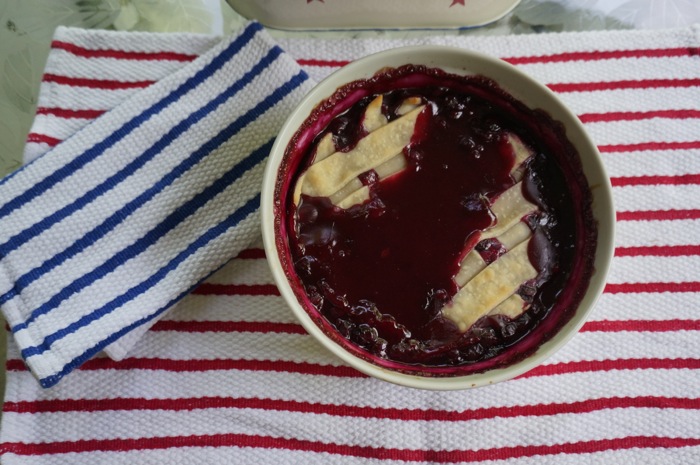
[0, 21, 314, 388]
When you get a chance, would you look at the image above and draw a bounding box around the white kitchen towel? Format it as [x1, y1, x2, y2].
[0, 21, 314, 388]
[1, 23, 700, 465]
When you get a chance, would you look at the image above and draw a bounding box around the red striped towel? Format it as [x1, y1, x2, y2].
[2, 24, 700, 464]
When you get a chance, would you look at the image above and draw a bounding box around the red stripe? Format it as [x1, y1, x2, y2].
[582, 320, 700, 332]
[521, 358, 700, 378]
[35, 107, 106, 119]
[42, 73, 154, 89]
[297, 63, 699, 94]
[548, 78, 700, 93]
[296, 47, 700, 69]
[150, 320, 306, 335]
[235, 248, 266, 259]
[1, 434, 697, 459]
[7, 357, 697, 378]
[296, 58, 350, 67]
[192, 283, 280, 296]
[615, 245, 700, 257]
[51, 40, 198, 62]
[605, 282, 700, 294]
[504, 47, 700, 64]
[617, 209, 700, 221]
[149, 318, 698, 336]
[41, 108, 700, 124]
[599, 141, 700, 152]
[5, 395, 696, 421]
[26, 133, 61, 146]
[5, 357, 360, 377]
[579, 109, 700, 123]
[611, 174, 700, 187]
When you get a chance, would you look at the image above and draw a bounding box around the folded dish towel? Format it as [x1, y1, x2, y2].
[1, 22, 700, 465]
[0, 21, 314, 387]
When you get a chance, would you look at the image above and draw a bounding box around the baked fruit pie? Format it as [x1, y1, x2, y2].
[280, 65, 597, 374]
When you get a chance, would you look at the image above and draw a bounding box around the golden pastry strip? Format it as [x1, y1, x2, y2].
[507, 133, 533, 183]
[362, 95, 388, 133]
[396, 96, 423, 116]
[335, 154, 408, 208]
[443, 240, 537, 332]
[481, 181, 538, 239]
[314, 133, 336, 162]
[488, 294, 529, 319]
[454, 221, 532, 288]
[292, 133, 336, 205]
[329, 178, 364, 205]
[298, 106, 425, 199]
[337, 186, 371, 209]
[454, 250, 486, 289]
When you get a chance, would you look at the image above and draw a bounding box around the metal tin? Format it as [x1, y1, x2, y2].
[226, 0, 521, 30]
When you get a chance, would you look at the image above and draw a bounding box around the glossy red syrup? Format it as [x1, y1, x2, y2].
[280, 66, 596, 373]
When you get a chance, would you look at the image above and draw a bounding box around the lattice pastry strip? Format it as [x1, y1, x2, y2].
[293, 96, 425, 207]
[445, 135, 539, 331]
[455, 220, 533, 288]
[487, 294, 529, 319]
[443, 239, 538, 332]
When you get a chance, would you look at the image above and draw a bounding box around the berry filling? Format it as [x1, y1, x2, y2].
[279, 66, 596, 374]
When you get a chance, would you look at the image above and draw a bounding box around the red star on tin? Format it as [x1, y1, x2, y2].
[450, 0, 466, 6]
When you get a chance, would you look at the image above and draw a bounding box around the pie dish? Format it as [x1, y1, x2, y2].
[261, 46, 614, 390]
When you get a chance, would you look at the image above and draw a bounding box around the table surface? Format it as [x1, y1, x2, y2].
[1, 0, 698, 414]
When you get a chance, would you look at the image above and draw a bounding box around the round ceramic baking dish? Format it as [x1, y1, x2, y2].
[261, 46, 615, 390]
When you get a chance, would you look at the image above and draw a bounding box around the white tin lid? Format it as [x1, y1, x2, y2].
[226, 0, 521, 30]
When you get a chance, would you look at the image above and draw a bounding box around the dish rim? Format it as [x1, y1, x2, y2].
[261, 45, 615, 390]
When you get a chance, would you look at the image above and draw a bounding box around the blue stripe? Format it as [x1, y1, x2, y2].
[0, 21, 262, 224]
[20, 139, 271, 358]
[13, 70, 308, 334]
[38, 193, 261, 388]
[22, 136, 273, 358]
[0, 44, 283, 306]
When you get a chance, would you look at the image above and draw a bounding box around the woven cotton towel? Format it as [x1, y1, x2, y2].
[0, 21, 313, 387]
[1, 23, 700, 465]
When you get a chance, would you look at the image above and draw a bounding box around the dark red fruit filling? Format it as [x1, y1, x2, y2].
[278, 66, 596, 375]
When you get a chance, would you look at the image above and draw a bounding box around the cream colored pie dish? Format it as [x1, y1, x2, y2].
[262, 46, 614, 390]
